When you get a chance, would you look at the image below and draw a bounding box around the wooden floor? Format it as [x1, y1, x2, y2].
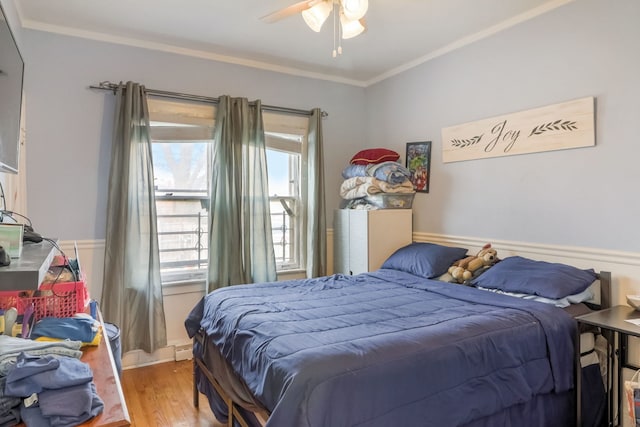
[121, 359, 225, 427]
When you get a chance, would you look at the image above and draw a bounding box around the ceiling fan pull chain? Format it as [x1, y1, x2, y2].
[332, 2, 337, 58]
[337, 2, 343, 55]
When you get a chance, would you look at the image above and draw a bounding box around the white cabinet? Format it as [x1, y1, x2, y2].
[334, 209, 412, 275]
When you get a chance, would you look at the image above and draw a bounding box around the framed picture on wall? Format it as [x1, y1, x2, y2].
[406, 141, 431, 193]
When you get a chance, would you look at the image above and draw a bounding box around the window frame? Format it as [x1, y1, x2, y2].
[147, 98, 310, 285]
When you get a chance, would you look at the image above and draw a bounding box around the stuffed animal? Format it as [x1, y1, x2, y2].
[448, 243, 498, 284]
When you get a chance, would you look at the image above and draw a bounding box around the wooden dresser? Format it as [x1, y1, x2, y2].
[79, 311, 131, 427]
[0, 241, 130, 426]
[16, 312, 130, 427]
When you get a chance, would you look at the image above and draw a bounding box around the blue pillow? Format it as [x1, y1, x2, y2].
[471, 256, 597, 299]
[381, 243, 468, 279]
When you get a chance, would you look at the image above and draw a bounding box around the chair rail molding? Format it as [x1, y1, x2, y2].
[60, 232, 640, 367]
[412, 232, 640, 267]
[413, 231, 640, 306]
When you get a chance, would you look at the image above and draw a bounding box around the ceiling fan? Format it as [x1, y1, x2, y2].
[261, 0, 369, 56]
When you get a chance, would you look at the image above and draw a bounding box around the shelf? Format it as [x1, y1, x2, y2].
[0, 239, 56, 291]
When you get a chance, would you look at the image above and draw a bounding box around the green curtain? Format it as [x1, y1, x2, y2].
[302, 108, 327, 277]
[101, 81, 167, 354]
[207, 96, 276, 291]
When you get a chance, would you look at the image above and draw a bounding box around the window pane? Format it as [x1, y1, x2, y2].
[152, 141, 209, 283]
[267, 146, 301, 270]
[270, 198, 297, 268]
[152, 142, 208, 195]
[156, 199, 208, 282]
[266, 149, 294, 197]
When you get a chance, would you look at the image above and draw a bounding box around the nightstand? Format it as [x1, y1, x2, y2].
[576, 305, 640, 427]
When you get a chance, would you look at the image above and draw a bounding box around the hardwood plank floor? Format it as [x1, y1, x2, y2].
[122, 360, 224, 427]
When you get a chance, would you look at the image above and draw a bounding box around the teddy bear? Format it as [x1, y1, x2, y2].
[448, 243, 498, 284]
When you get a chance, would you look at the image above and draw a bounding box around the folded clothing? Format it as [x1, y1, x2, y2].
[0, 407, 20, 427]
[20, 386, 104, 427]
[34, 331, 102, 347]
[40, 382, 94, 417]
[5, 353, 103, 427]
[30, 316, 100, 344]
[0, 376, 21, 418]
[340, 176, 414, 200]
[5, 353, 93, 396]
[342, 164, 369, 179]
[342, 161, 412, 185]
[0, 336, 82, 377]
[367, 161, 412, 184]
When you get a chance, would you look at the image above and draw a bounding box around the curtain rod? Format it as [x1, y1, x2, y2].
[89, 81, 328, 118]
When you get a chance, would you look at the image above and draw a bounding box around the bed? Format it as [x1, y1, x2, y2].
[185, 243, 610, 427]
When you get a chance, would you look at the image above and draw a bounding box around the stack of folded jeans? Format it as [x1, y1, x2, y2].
[4, 352, 103, 427]
[0, 336, 83, 377]
[0, 377, 20, 427]
[0, 336, 84, 426]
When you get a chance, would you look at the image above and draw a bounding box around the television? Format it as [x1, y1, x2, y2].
[0, 2, 23, 174]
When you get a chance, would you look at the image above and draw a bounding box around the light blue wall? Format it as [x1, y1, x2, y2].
[0, 0, 22, 47]
[21, 31, 366, 240]
[19, 0, 640, 254]
[365, 0, 640, 252]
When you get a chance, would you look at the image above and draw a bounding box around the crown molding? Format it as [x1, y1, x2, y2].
[15, 0, 572, 88]
[21, 20, 368, 88]
[364, 0, 574, 86]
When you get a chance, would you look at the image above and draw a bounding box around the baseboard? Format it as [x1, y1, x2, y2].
[122, 346, 180, 370]
[174, 343, 193, 361]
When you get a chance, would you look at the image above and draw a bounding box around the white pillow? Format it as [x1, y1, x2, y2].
[475, 284, 595, 308]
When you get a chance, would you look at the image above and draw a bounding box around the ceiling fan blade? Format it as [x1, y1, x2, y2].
[261, 0, 316, 23]
[360, 17, 367, 32]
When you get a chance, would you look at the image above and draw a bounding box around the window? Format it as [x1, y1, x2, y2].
[148, 99, 309, 285]
[266, 132, 302, 269]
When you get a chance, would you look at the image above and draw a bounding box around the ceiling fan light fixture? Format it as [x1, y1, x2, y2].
[302, 1, 333, 32]
[340, 15, 365, 39]
[341, 0, 368, 21]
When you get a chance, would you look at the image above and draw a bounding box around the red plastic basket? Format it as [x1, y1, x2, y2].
[0, 276, 89, 322]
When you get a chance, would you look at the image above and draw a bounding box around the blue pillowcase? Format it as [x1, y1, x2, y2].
[381, 243, 468, 279]
[471, 256, 597, 299]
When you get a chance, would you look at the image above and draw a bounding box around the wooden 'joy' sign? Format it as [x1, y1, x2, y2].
[441, 97, 595, 163]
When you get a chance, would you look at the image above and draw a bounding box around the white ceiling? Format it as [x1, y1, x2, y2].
[14, 0, 570, 86]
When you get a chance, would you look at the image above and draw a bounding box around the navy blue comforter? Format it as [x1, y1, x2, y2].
[186, 269, 577, 427]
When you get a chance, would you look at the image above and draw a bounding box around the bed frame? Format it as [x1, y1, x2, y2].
[192, 332, 270, 427]
[193, 271, 612, 427]
[575, 271, 611, 427]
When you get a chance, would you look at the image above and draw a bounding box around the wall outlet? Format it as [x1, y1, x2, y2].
[174, 344, 193, 361]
